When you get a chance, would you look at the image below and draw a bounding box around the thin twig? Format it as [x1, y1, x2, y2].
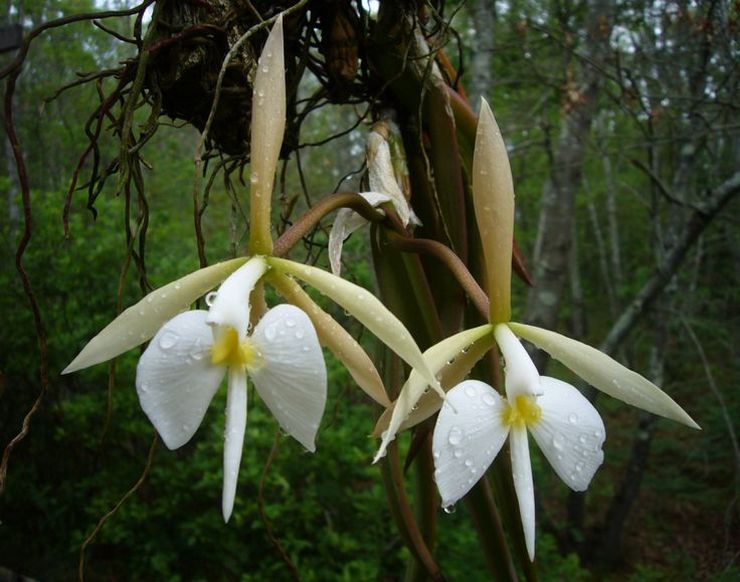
[257, 430, 300, 582]
[78, 435, 158, 581]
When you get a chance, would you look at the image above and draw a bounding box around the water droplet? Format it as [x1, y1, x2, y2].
[138, 309, 145, 316]
[464, 385, 477, 398]
[433, 450, 440, 459]
[568, 413, 579, 424]
[140, 382, 149, 393]
[261, 65, 269, 73]
[285, 318, 296, 328]
[265, 323, 278, 341]
[453, 449, 463, 458]
[302, 345, 310, 352]
[205, 291, 218, 307]
[447, 357, 456, 365]
[295, 329, 305, 339]
[575, 461, 584, 472]
[448, 426, 463, 446]
[552, 433, 565, 451]
[182, 424, 189, 432]
[482, 394, 496, 406]
[443, 505, 456, 515]
[464, 459, 473, 467]
[461, 345, 470, 354]
[579, 434, 587, 444]
[159, 331, 178, 350]
[174, 282, 182, 290]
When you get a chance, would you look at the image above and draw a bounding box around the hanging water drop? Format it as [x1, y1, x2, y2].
[205, 291, 218, 307]
[442, 505, 456, 515]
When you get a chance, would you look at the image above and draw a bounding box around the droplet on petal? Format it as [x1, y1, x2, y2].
[158, 331, 178, 350]
[448, 426, 463, 446]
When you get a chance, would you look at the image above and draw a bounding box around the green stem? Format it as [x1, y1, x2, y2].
[380, 441, 446, 582]
[465, 476, 519, 582]
[387, 232, 489, 319]
[272, 192, 386, 257]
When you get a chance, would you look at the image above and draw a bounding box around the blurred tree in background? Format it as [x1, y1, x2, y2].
[0, 1, 737, 580]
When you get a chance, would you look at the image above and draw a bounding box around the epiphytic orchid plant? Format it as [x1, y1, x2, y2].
[374, 100, 699, 559]
[63, 16, 443, 520]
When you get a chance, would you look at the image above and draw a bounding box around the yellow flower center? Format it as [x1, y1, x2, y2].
[502, 395, 542, 428]
[211, 327, 260, 368]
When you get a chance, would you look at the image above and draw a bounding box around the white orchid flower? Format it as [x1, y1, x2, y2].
[374, 98, 699, 558]
[432, 324, 605, 561]
[136, 257, 326, 522]
[328, 126, 421, 276]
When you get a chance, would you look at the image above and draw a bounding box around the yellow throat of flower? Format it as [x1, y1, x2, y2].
[211, 327, 260, 368]
[502, 394, 542, 428]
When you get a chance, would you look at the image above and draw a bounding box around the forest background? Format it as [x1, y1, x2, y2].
[0, 0, 737, 580]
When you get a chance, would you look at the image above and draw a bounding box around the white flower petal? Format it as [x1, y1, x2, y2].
[495, 323, 542, 401]
[508, 322, 700, 429]
[249, 305, 327, 452]
[374, 324, 494, 461]
[222, 368, 248, 523]
[328, 191, 390, 276]
[510, 425, 536, 561]
[136, 311, 225, 450]
[268, 272, 389, 406]
[268, 257, 442, 398]
[372, 326, 497, 437]
[473, 98, 514, 323]
[207, 256, 268, 339]
[63, 258, 247, 373]
[432, 381, 509, 508]
[528, 377, 605, 492]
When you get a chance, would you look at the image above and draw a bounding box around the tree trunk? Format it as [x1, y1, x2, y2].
[525, 0, 614, 370]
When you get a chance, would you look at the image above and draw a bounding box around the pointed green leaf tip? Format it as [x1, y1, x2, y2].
[267, 257, 442, 399]
[472, 98, 514, 324]
[508, 322, 700, 429]
[63, 258, 248, 374]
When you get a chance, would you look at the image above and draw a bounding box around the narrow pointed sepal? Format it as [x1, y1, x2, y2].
[136, 311, 226, 450]
[432, 381, 509, 508]
[473, 99, 514, 323]
[374, 324, 494, 461]
[268, 272, 389, 406]
[373, 326, 496, 437]
[206, 256, 267, 339]
[222, 369, 248, 523]
[510, 426, 536, 561]
[508, 322, 700, 429]
[63, 258, 247, 373]
[267, 257, 441, 398]
[249, 305, 327, 452]
[528, 377, 605, 491]
[249, 14, 286, 254]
